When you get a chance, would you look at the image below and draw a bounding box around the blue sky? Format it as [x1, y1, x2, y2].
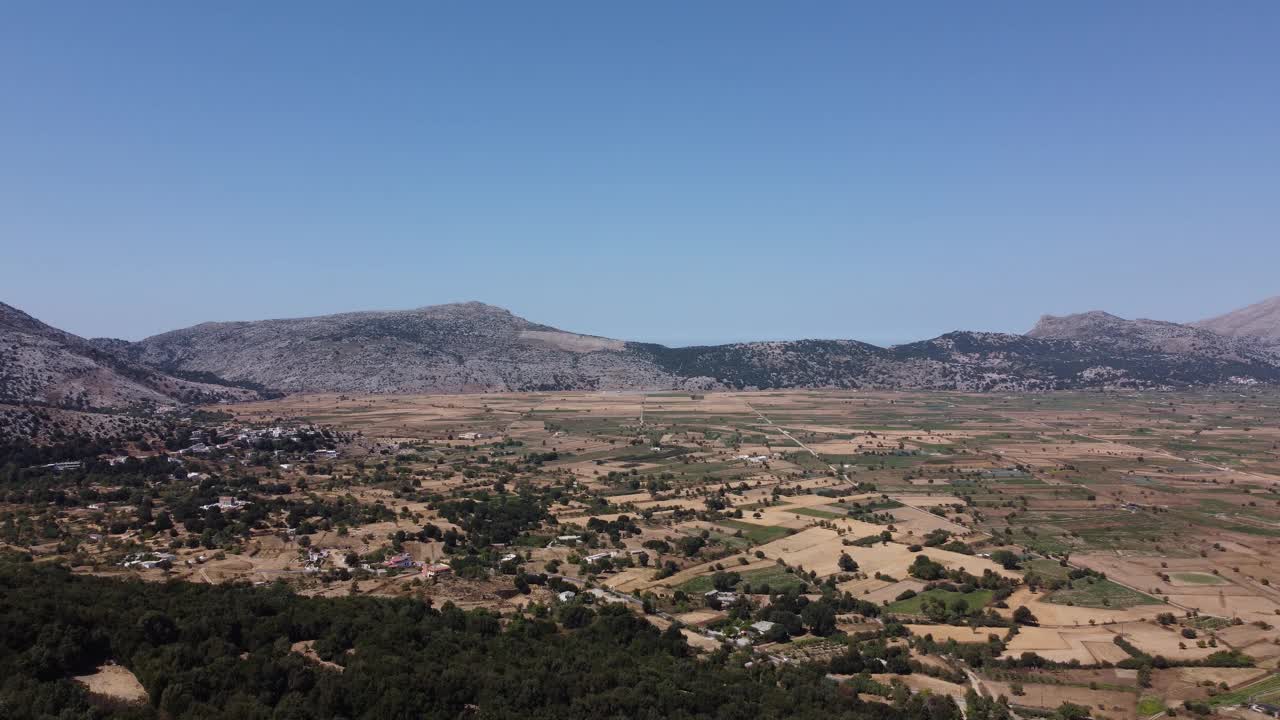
[2, 2, 1278, 346]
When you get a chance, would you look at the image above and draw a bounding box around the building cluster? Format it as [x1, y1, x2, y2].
[121, 552, 177, 570]
[200, 496, 251, 511]
[734, 453, 778, 464]
[704, 620, 781, 647]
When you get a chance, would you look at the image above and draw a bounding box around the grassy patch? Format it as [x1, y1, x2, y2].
[738, 501, 789, 511]
[788, 506, 847, 520]
[706, 531, 752, 550]
[1137, 695, 1165, 716]
[676, 575, 717, 594]
[717, 519, 792, 544]
[739, 565, 809, 593]
[1044, 578, 1163, 609]
[1206, 673, 1280, 706]
[886, 588, 994, 615]
[1024, 558, 1072, 582]
[1171, 572, 1226, 585]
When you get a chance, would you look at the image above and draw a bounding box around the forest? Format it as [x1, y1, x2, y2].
[0, 558, 963, 720]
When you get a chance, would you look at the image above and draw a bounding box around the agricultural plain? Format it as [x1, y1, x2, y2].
[17, 388, 1280, 718]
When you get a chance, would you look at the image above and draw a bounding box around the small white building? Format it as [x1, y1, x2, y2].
[201, 496, 250, 511]
[704, 590, 738, 605]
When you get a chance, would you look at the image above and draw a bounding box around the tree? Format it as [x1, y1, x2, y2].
[558, 603, 594, 628]
[139, 610, 178, 645]
[802, 602, 838, 636]
[909, 554, 946, 581]
[711, 571, 740, 592]
[838, 553, 858, 572]
[989, 550, 1021, 570]
[1012, 606, 1038, 626]
[153, 512, 174, 532]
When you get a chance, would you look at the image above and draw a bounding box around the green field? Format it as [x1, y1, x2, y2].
[706, 531, 752, 549]
[676, 575, 717, 594]
[1044, 578, 1163, 609]
[1171, 572, 1227, 585]
[1023, 558, 1072, 582]
[886, 588, 994, 615]
[789, 506, 847, 520]
[1206, 673, 1280, 706]
[717, 519, 792, 544]
[738, 565, 809, 593]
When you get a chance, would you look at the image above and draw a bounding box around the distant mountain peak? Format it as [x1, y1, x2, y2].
[1026, 307, 1279, 371]
[1027, 311, 1148, 338]
[1193, 295, 1280, 346]
[413, 300, 510, 313]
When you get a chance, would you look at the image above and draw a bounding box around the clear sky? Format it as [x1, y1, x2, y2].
[2, 2, 1278, 347]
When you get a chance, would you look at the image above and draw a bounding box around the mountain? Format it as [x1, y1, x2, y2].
[1028, 310, 1277, 360]
[1025, 310, 1280, 385]
[0, 302, 261, 411]
[98, 301, 1280, 395]
[9, 300, 1280, 412]
[1192, 296, 1280, 350]
[116, 302, 695, 394]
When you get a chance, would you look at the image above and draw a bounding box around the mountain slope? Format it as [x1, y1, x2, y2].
[108, 302, 1280, 394]
[1028, 310, 1278, 361]
[120, 302, 698, 394]
[0, 302, 260, 409]
[1192, 296, 1280, 349]
[1024, 311, 1280, 386]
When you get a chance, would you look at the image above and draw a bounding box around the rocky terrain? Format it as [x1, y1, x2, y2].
[1193, 295, 1280, 350]
[94, 299, 1280, 395]
[0, 302, 261, 411]
[1028, 310, 1276, 360]
[110, 302, 701, 394]
[6, 298, 1280, 419]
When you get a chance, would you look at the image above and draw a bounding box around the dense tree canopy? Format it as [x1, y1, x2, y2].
[0, 560, 938, 720]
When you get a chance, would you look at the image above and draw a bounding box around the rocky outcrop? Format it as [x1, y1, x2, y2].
[0, 302, 260, 410]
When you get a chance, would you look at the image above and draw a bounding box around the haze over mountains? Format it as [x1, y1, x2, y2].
[3, 296, 1280, 421]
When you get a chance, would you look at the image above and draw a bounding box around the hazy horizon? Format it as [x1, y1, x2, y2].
[4, 3, 1278, 346]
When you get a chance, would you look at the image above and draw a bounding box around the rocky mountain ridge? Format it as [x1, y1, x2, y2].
[106, 299, 1280, 394]
[6, 297, 1280, 418]
[0, 302, 261, 411]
